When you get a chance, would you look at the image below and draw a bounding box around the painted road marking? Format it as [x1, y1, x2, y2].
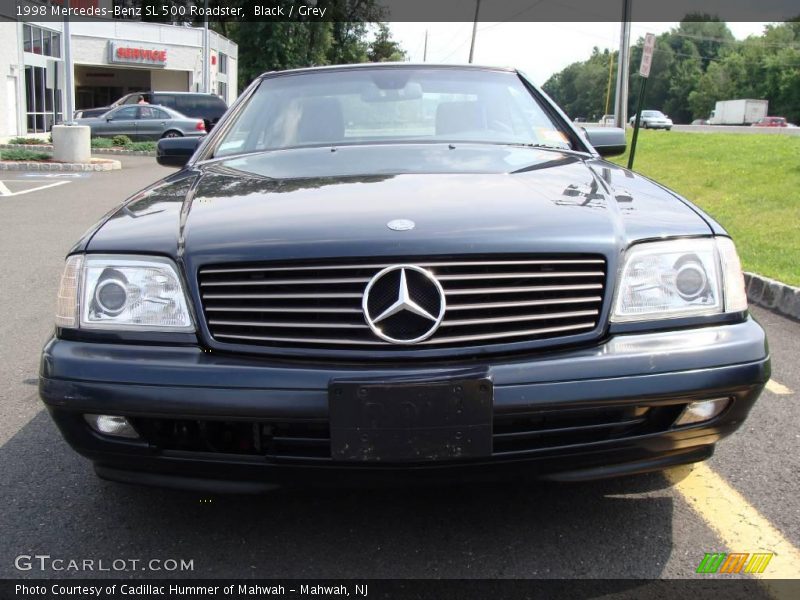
[18, 172, 87, 178]
[667, 463, 800, 580]
[0, 179, 70, 197]
[765, 379, 792, 395]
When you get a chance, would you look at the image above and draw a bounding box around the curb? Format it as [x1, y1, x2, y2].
[0, 159, 122, 171]
[744, 272, 800, 321]
[0, 143, 155, 157]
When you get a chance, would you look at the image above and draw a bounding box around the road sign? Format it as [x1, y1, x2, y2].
[639, 33, 656, 78]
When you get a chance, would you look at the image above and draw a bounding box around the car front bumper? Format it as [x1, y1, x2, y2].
[39, 317, 769, 492]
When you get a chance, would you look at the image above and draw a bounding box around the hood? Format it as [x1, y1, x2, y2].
[86, 144, 713, 265]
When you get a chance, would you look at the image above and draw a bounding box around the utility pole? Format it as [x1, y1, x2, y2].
[63, 0, 74, 124]
[613, 0, 631, 128]
[423, 30, 428, 62]
[468, 0, 481, 63]
[203, 0, 210, 93]
[604, 52, 614, 117]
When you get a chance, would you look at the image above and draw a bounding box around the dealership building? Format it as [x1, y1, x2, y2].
[0, 17, 238, 138]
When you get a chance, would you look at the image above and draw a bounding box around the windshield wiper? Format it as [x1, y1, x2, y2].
[503, 142, 571, 151]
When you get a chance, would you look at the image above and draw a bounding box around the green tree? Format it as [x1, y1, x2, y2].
[367, 23, 406, 62]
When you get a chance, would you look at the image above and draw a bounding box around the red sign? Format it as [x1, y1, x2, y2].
[115, 46, 167, 63]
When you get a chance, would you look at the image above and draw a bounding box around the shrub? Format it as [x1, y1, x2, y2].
[127, 141, 157, 152]
[90, 137, 114, 148]
[1, 148, 52, 161]
[7, 137, 46, 145]
[111, 135, 132, 147]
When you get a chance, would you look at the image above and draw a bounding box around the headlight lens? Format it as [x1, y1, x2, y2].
[612, 238, 746, 322]
[55, 255, 194, 331]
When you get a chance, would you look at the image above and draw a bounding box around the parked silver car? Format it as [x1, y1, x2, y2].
[75, 105, 207, 140]
[629, 110, 673, 130]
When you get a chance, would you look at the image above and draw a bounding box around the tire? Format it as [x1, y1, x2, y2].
[161, 130, 183, 139]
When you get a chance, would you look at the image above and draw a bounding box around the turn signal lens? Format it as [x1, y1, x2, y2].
[55, 255, 83, 328]
[716, 237, 748, 312]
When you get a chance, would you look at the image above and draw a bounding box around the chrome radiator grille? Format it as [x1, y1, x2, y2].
[198, 256, 607, 351]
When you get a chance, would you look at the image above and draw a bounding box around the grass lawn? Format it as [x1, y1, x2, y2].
[610, 130, 800, 286]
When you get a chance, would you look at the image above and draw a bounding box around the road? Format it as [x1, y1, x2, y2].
[0, 156, 798, 582]
[673, 125, 800, 135]
[576, 122, 800, 135]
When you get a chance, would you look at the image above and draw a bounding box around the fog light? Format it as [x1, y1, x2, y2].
[673, 398, 730, 427]
[84, 414, 139, 439]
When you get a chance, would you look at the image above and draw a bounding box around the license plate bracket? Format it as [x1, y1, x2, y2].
[329, 376, 493, 463]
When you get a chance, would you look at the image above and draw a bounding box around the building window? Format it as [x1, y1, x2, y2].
[217, 81, 227, 101]
[218, 52, 227, 75]
[24, 63, 63, 133]
[24, 24, 61, 58]
[50, 32, 61, 58]
[22, 25, 63, 132]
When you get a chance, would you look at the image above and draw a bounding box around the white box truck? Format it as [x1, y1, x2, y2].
[709, 99, 768, 125]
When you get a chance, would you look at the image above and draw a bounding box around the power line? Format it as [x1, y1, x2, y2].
[477, 0, 549, 32]
[432, 23, 473, 62]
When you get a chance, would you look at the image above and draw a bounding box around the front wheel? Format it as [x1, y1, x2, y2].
[161, 130, 183, 139]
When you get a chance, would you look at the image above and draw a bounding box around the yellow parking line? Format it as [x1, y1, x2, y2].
[667, 463, 800, 581]
[765, 379, 792, 395]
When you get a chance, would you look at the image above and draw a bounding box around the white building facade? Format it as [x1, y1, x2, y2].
[0, 18, 237, 137]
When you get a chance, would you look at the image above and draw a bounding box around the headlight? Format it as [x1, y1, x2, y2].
[611, 238, 747, 322]
[55, 255, 195, 332]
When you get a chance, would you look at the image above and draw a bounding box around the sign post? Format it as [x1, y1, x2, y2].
[627, 33, 656, 170]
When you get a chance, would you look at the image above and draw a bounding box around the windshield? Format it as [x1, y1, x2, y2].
[214, 67, 572, 157]
[642, 111, 666, 118]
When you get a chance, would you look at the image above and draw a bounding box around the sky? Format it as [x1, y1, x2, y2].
[389, 22, 772, 84]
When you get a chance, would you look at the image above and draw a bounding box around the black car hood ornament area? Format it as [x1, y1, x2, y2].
[362, 265, 446, 344]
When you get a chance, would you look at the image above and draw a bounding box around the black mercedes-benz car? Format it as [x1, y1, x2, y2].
[40, 65, 769, 492]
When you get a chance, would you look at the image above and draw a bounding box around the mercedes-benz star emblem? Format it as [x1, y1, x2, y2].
[362, 265, 446, 344]
[387, 219, 415, 231]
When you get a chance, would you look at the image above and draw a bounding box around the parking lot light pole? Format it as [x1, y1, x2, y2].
[203, 0, 210, 93]
[63, 0, 75, 124]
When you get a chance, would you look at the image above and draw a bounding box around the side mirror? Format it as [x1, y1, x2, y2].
[157, 137, 202, 168]
[582, 127, 626, 157]
[106, 117, 113, 122]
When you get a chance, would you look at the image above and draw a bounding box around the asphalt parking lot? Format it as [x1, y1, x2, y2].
[0, 156, 798, 581]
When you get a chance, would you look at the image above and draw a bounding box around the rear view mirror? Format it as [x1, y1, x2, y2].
[157, 137, 202, 168]
[582, 127, 626, 157]
[361, 82, 423, 103]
